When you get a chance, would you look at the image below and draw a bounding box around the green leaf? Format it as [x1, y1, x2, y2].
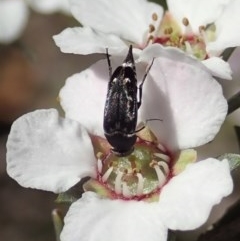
[150, 0, 168, 10]
[52, 209, 64, 241]
[218, 153, 240, 171]
[83, 179, 113, 199]
[55, 192, 77, 204]
[221, 47, 236, 61]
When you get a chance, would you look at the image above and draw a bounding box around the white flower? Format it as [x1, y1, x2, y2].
[0, 0, 70, 44]
[6, 48, 232, 241]
[0, 0, 29, 44]
[26, 0, 70, 15]
[54, 0, 240, 80]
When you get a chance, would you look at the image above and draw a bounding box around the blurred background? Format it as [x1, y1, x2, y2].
[0, 6, 101, 241]
[0, 1, 240, 241]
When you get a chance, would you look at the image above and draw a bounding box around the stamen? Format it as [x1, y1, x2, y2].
[102, 166, 113, 182]
[157, 143, 166, 152]
[122, 182, 132, 198]
[97, 158, 103, 172]
[154, 165, 166, 187]
[152, 13, 158, 21]
[146, 35, 154, 46]
[115, 171, 124, 194]
[153, 153, 170, 162]
[158, 161, 170, 175]
[199, 26, 208, 44]
[136, 173, 144, 196]
[184, 41, 193, 54]
[96, 152, 104, 172]
[179, 36, 185, 45]
[182, 17, 193, 35]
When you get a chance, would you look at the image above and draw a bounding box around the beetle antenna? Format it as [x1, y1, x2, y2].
[138, 58, 155, 108]
[106, 48, 112, 77]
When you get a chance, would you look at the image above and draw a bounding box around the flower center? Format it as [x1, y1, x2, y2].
[96, 138, 173, 200]
[146, 12, 216, 60]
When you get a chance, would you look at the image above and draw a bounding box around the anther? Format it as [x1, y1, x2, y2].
[152, 13, 158, 21]
[102, 166, 113, 182]
[132, 167, 140, 175]
[146, 35, 154, 45]
[115, 171, 124, 194]
[149, 160, 158, 168]
[182, 17, 189, 26]
[164, 27, 173, 35]
[149, 24, 155, 33]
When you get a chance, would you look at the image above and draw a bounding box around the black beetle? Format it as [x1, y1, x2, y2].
[103, 45, 153, 156]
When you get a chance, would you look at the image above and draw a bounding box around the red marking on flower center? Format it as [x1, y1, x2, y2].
[96, 138, 174, 201]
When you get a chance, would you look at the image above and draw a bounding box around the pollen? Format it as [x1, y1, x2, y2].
[149, 24, 155, 33]
[182, 17, 189, 26]
[157, 11, 219, 61]
[152, 12, 158, 21]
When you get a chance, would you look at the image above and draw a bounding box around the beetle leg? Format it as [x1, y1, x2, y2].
[137, 58, 155, 108]
[106, 48, 112, 78]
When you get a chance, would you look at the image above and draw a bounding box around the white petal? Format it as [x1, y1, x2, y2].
[167, 0, 232, 33]
[69, 0, 163, 45]
[7, 109, 96, 193]
[139, 45, 227, 150]
[60, 60, 108, 137]
[61, 192, 167, 241]
[53, 27, 128, 55]
[158, 159, 233, 230]
[207, 0, 240, 52]
[0, 0, 29, 44]
[27, 0, 70, 14]
[202, 57, 232, 80]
